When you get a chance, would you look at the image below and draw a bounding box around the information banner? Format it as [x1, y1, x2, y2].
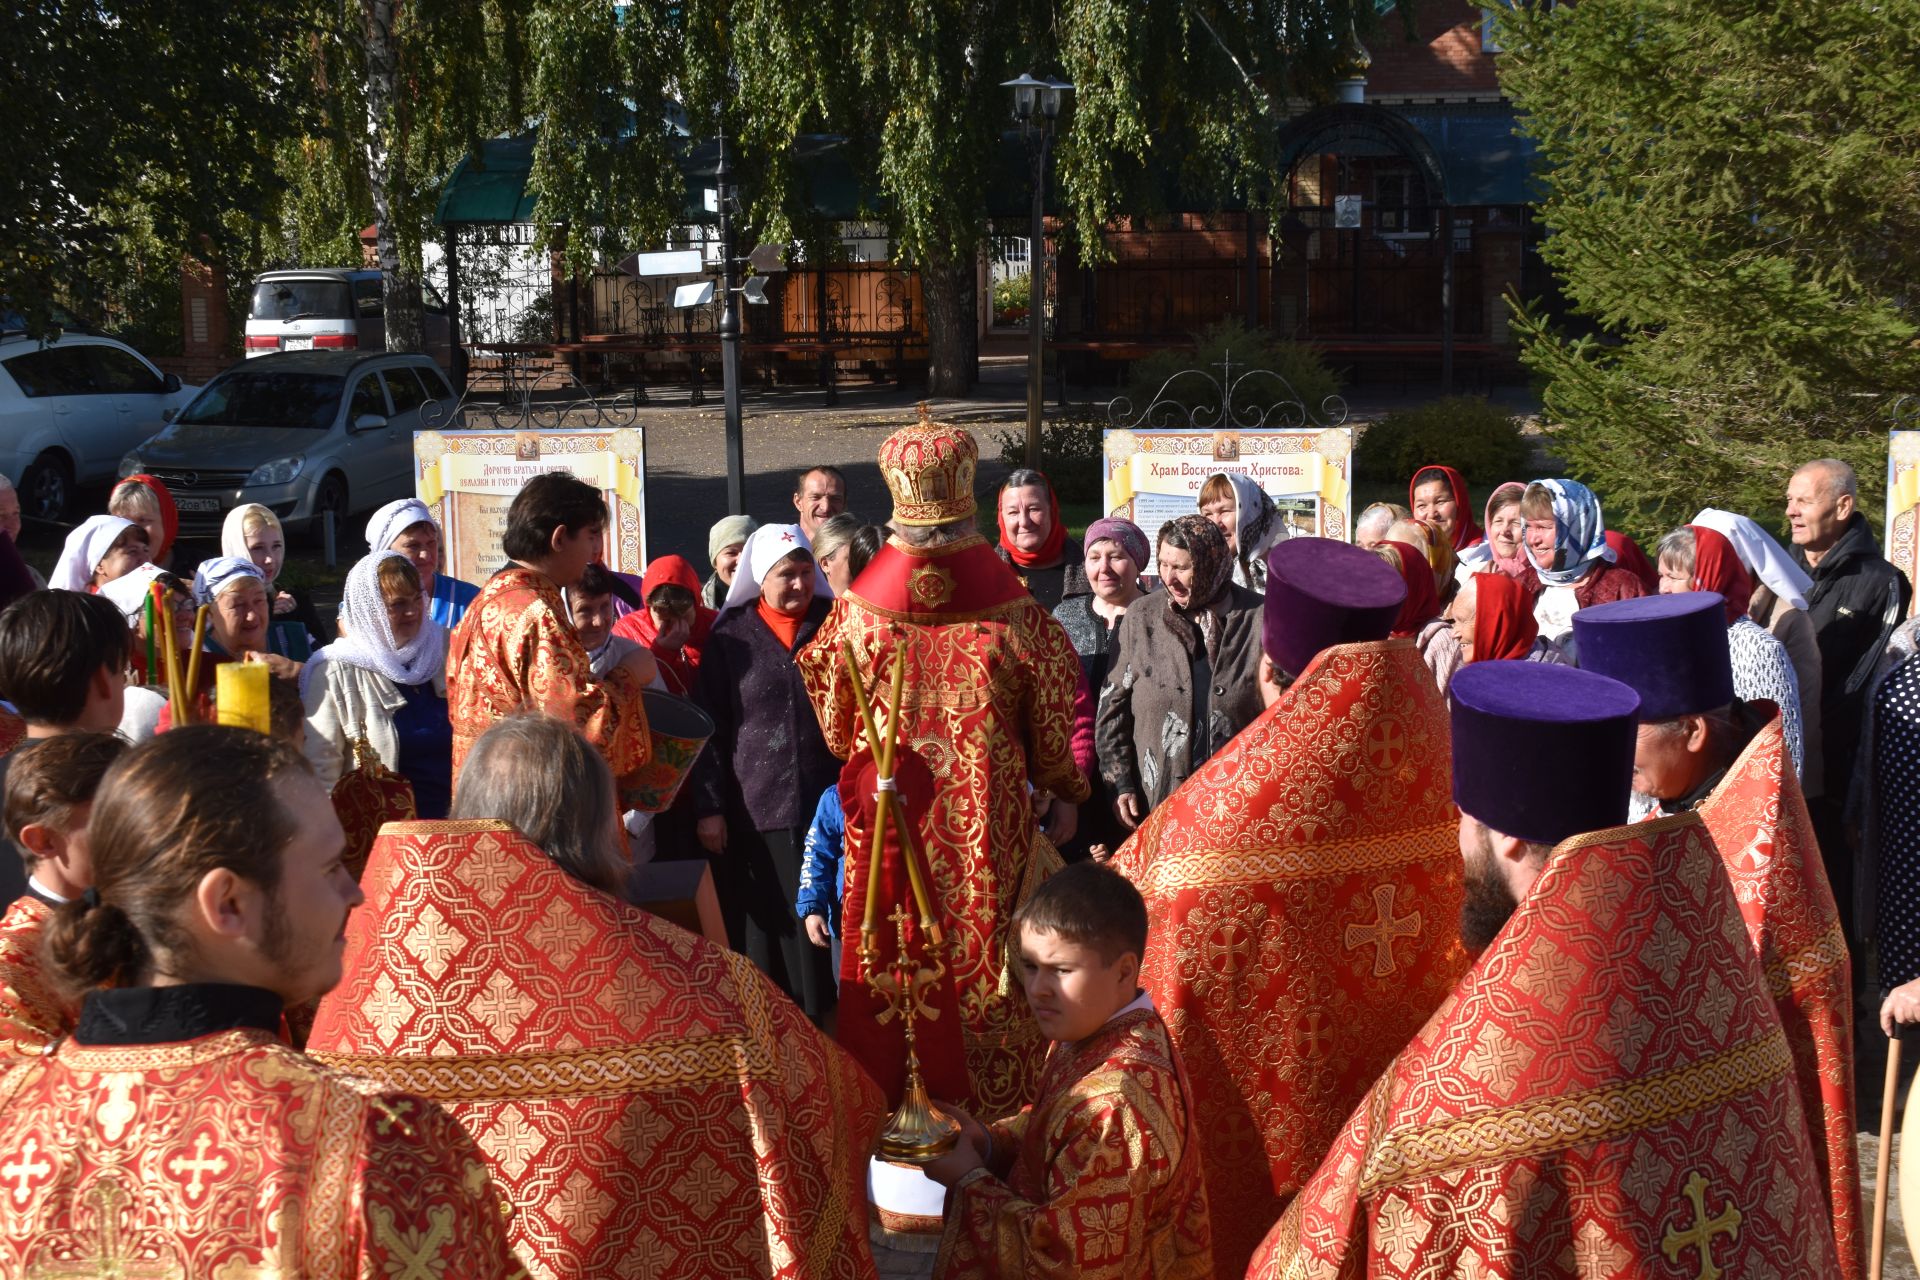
[1102, 426, 1354, 572]
[413, 428, 647, 585]
[1890, 429, 1919, 618]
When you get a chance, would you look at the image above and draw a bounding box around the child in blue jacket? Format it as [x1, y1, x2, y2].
[796, 784, 844, 984]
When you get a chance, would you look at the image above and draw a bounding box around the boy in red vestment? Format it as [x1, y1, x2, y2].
[0, 726, 525, 1278]
[0, 733, 124, 1057]
[447, 472, 654, 790]
[927, 861, 1212, 1279]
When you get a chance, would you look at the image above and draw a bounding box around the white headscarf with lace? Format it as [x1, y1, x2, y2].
[312, 551, 447, 687]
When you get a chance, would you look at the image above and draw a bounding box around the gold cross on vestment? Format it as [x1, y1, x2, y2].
[25, 1180, 181, 1280]
[4, 1136, 50, 1203]
[1344, 884, 1421, 978]
[165, 1133, 228, 1201]
[1661, 1170, 1742, 1280]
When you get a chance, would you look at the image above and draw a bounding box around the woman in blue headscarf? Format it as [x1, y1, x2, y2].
[1519, 478, 1646, 648]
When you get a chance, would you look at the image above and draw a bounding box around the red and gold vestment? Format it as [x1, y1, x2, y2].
[446, 566, 649, 791]
[934, 1002, 1214, 1280]
[1109, 638, 1467, 1279]
[799, 535, 1088, 1119]
[1692, 707, 1861, 1279]
[0, 894, 68, 1058]
[0, 1023, 525, 1277]
[1247, 812, 1843, 1279]
[307, 820, 886, 1280]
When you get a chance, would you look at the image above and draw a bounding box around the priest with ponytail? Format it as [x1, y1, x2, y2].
[0, 726, 526, 1277]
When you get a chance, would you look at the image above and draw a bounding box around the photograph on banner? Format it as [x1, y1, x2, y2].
[413, 427, 647, 585]
[1102, 426, 1353, 573]
[1890, 429, 1919, 617]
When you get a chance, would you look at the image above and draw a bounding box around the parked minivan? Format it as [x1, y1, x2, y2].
[244, 268, 453, 367]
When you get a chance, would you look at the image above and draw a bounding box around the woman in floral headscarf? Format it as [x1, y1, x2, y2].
[1520, 478, 1646, 647]
[1095, 515, 1266, 827]
[1199, 471, 1289, 591]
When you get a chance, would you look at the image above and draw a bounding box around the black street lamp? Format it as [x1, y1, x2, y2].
[1003, 72, 1072, 467]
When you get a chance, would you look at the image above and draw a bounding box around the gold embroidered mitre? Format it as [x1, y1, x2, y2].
[880, 407, 978, 527]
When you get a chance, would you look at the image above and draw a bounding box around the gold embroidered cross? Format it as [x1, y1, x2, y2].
[1366, 720, 1406, 771]
[3, 1136, 49, 1203]
[1344, 884, 1421, 977]
[25, 1180, 180, 1280]
[165, 1133, 228, 1201]
[1661, 1170, 1742, 1280]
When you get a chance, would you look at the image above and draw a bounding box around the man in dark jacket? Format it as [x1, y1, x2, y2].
[1787, 457, 1914, 953]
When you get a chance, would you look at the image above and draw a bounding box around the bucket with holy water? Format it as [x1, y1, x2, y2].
[619, 689, 717, 814]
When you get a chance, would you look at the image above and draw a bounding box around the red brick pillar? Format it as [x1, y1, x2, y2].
[179, 256, 231, 382]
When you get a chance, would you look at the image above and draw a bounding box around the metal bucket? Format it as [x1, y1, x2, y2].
[620, 689, 717, 814]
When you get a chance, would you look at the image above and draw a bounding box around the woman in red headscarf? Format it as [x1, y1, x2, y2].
[1409, 464, 1484, 552]
[1452, 571, 1567, 664]
[1377, 540, 1461, 692]
[109, 474, 178, 570]
[1657, 523, 1806, 779]
[996, 468, 1088, 612]
[613, 554, 717, 695]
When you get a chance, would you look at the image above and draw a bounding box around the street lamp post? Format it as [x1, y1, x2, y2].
[715, 135, 747, 515]
[1003, 73, 1072, 468]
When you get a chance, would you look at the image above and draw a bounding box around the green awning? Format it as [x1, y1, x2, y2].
[436, 132, 539, 225]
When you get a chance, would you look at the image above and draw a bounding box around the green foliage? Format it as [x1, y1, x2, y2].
[991, 415, 1106, 504]
[1353, 396, 1533, 490]
[1122, 319, 1340, 423]
[991, 274, 1030, 321]
[1494, 0, 1920, 543]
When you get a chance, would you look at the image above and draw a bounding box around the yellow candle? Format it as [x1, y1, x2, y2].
[215, 662, 271, 736]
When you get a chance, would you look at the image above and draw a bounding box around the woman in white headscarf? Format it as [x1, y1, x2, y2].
[365, 497, 481, 629]
[50, 515, 149, 593]
[1692, 506, 1825, 796]
[1198, 471, 1289, 591]
[222, 503, 324, 657]
[301, 550, 452, 817]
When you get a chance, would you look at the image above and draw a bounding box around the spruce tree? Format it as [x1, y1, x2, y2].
[1496, 0, 1920, 541]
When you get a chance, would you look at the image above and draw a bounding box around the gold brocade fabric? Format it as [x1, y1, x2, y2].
[1109, 639, 1467, 1280]
[331, 738, 417, 882]
[307, 820, 886, 1280]
[446, 566, 650, 793]
[798, 537, 1089, 1121]
[933, 1006, 1214, 1279]
[0, 895, 69, 1058]
[0, 1027, 526, 1278]
[1247, 813, 1843, 1279]
[1694, 708, 1862, 1279]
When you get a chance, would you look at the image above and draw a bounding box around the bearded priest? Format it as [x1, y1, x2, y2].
[1248, 662, 1842, 1278]
[0, 727, 525, 1278]
[1108, 537, 1470, 1279]
[798, 408, 1089, 1121]
[1574, 591, 1861, 1279]
[307, 713, 885, 1279]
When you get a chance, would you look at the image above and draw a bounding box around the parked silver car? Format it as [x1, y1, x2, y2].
[0, 331, 199, 520]
[119, 351, 455, 538]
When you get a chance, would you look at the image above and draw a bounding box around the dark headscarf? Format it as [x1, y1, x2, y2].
[1156, 515, 1234, 657]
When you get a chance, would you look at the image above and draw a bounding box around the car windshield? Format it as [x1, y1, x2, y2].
[251, 279, 352, 322]
[175, 371, 344, 430]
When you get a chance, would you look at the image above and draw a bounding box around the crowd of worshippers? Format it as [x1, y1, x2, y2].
[0, 439, 1914, 1277]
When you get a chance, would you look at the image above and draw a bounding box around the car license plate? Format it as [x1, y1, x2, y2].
[282, 337, 313, 351]
[175, 497, 221, 513]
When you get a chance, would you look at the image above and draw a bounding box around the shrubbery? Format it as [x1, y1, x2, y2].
[990, 415, 1105, 503]
[1353, 396, 1535, 491]
[1121, 320, 1340, 425]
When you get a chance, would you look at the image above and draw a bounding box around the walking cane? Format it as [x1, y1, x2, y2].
[1874, 1034, 1902, 1280]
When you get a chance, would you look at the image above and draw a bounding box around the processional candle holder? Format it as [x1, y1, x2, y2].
[843, 642, 962, 1164]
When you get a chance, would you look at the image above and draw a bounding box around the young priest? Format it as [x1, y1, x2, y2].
[926, 861, 1214, 1279]
[0, 732, 125, 1057]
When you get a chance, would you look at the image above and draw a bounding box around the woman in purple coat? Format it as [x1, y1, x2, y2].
[690, 524, 840, 1022]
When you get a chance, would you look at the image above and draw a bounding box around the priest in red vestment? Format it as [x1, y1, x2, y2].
[1574, 591, 1861, 1278]
[0, 733, 125, 1058]
[308, 713, 886, 1279]
[1249, 662, 1842, 1278]
[1109, 537, 1469, 1279]
[0, 727, 525, 1278]
[798, 409, 1088, 1120]
[447, 472, 653, 791]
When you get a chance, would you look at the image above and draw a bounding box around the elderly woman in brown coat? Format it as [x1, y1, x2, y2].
[1096, 515, 1266, 829]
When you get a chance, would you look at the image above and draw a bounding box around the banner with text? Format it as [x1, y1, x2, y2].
[1102, 426, 1354, 572]
[1890, 430, 1919, 618]
[414, 428, 647, 585]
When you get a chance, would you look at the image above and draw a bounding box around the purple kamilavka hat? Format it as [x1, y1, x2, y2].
[1261, 538, 1406, 678]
